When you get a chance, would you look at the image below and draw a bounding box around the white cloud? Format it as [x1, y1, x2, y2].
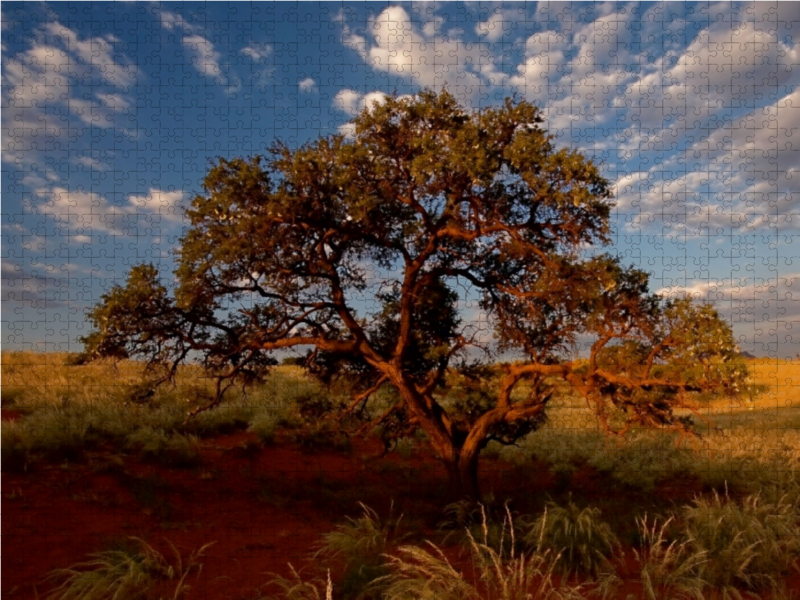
[183, 34, 223, 79]
[158, 11, 239, 93]
[656, 274, 800, 356]
[337, 122, 357, 140]
[2, 21, 137, 165]
[614, 87, 800, 236]
[241, 43, 272, 61]
[333, 89, 388, 117]
[298, 77, 316, 93]
[332, 9, 367, 60]
[336, 6, 487, 95]
[36, 187, 185, 238]
[334, 89, 362, 116]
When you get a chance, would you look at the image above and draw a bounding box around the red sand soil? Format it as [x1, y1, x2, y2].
[3, 425, 800, 599]
[2, 429, 527, 599]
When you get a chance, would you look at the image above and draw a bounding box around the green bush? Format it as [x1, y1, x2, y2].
[249, 411, 280, 444]
[23, 409, 92, 461]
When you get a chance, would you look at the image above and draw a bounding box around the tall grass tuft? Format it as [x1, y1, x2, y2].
[680, 489, 800, 596]
[258, 564, 334, 600]
[632, 514, 707, 600]
[313, 502, 407, 599]
[521, 497, 620, 578]
[376, 505, 587, 600]
[438, 498, 519, 555]
[45, 536, 215, 600]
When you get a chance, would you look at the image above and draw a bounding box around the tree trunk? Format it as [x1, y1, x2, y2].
[441, 455, 481, 503]
[388, 374, 484, 502]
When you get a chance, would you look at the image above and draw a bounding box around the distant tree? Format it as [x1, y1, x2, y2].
[80, 90, 745, 500]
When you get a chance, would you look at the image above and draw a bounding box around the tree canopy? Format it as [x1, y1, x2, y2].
[81, 89, 747, 499]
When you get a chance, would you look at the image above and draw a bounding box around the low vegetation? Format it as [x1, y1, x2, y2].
[45, 537, 215, 600]
[4, 352, 800, 599]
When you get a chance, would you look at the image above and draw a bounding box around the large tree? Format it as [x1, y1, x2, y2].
[81, 90, 746, 500]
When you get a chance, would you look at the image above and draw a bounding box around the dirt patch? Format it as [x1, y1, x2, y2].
[4, 431, 800, 599]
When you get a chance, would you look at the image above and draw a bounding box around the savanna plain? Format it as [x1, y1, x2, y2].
[3, 351, 800, 600]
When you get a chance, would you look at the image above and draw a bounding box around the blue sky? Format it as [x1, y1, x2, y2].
[2, 1, 799, 357]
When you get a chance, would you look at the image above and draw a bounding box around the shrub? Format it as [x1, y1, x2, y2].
[437, 498, 518, 556]
[521, 497, 620, 578]
[23, 408, 92, 462]
[45, 536, 214, 600]
[290, 421, 351, 455]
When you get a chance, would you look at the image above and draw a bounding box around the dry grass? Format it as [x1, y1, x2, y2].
[0, 351, 320, 467]
[45, 537, 215, 600]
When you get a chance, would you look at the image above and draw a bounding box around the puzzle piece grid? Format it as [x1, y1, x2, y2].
[3, 3, 800, 597]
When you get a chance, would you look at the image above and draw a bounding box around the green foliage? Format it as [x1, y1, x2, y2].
[521, 498, 620, 578]
[45, 537, 215, 600]
[658, 297, 749, 397]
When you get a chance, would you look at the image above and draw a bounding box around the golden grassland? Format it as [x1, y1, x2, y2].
[3, 351, 800, 496]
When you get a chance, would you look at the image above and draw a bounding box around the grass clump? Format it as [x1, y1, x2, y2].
[438, 498, 520, 556]
[125, 428, 202, 468]
[680, 489, 800, 596]
[258, 565, 333, 600]
[313, 503, 407, 600]
[631, 514, 707, 600]
[521, 497, 620, 579]
[45, 536, 215, 600]
[376, 505, 586, 600]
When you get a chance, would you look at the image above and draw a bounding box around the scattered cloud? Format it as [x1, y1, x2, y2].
[333, 89, 388, 117]
[158, 10, 240, 93]
[298, 77, 316, 93]
[656, 274, 800, 355]
[33, 187, 185, 239]
[241, 43, 272, 61]
[2, 21, 137, 166]
[334, 6, 487, 95]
